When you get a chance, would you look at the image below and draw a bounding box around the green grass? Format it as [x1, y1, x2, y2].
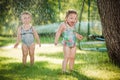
[39, 35, 60, 43]
[80, 42, 106, 48]
[0, 44, 120, 80]
[0, 36, 16, 47]
[0, 35, 61, 46]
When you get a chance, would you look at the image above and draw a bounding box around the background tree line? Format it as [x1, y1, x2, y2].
[0, 0, 99, 35]
[0, 0, 58, 35]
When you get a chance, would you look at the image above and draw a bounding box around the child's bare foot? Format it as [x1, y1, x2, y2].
[62, 71, 70, 75]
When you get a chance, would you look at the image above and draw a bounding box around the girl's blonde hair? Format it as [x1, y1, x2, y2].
[65, 9, 78, 18]
[20, 11, 32, 18]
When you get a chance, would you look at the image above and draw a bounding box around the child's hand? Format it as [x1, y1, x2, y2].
[76, 33, 83, 40]
[14, 43, 19, 48]
[39, 44, 41, 47]
[54, 42, 57, 46]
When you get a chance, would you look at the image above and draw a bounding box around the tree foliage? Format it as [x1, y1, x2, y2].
[0, 0, 58, 35]
[0, 0, 98, 35]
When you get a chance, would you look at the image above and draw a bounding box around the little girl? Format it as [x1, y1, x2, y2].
[55, 9, 83, 73]
[14, 11, 41, 66]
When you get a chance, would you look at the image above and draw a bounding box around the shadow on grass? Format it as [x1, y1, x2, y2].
[0, 57, 93, 80]
[70, 70, 94, 80]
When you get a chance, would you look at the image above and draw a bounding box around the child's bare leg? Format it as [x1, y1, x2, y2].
[29, 43, 35, 66]
[22, 44, 28, 65]
[62, 46, 70, 72]
[69, 46, 76, 71]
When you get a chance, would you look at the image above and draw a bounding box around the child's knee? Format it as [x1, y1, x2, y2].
[29, 54, 34, 57]
[69, 57, 75, 60]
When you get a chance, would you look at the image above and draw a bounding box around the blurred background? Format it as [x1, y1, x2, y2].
[0, 0, 103, 50]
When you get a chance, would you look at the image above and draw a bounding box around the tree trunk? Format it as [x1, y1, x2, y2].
[97, 0, 120, 66]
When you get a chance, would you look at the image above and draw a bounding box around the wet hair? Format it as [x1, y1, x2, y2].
[20, 11, 32, 18]
[65, 9, 78, 18]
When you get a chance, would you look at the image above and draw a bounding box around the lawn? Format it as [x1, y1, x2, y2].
[0, 36, 15, 47]
[0, 44, 120, 80]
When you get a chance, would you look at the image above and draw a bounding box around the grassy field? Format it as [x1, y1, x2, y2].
[0, 36, 16, 46]
[0, 43, 120, 80]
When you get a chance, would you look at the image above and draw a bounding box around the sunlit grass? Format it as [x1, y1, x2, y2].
[0, 44, 120, 80]
[80, 41, 106, 49]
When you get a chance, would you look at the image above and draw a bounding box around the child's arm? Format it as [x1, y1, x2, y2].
[76, 33, 83, 40]
[32, 28, 41, 47]
[54, 24, 64, 45]
[14, 27, 21, 48]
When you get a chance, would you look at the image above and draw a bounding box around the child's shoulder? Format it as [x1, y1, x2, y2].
[17, 25, 22, 30]
[60, 22, 65, 26]
[59, 22, 66, 28]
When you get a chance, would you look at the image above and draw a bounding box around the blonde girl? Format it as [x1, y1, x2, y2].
[14, 11, 41, 66]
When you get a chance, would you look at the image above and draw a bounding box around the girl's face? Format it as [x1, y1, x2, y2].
[21, 14, 31, 24]
[66, 13, 78, 27]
